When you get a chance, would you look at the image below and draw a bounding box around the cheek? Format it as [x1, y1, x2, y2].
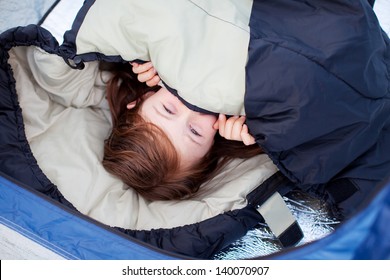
[207, 115, 218, 125]
[206, 125, 218, 142]
[194, 137, 215, 162]
[185, 147, 209, 167]
[200, 115, 218, 136]
[179, 140, 213, 169]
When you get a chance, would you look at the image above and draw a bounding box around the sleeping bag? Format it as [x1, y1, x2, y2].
[0, 0, 389, 259]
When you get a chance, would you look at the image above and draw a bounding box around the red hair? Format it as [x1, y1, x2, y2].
[102, 62, 262, 201]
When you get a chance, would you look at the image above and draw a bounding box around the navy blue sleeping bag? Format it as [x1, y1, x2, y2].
[245, 0, 390, 219]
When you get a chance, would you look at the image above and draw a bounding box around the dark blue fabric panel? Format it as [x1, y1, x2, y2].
[245, 0, 390, 196]
[117, 207, 263, 259]
[248, 0, 388, 99]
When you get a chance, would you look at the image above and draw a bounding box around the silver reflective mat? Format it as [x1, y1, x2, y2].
[214, 191, 340, 259]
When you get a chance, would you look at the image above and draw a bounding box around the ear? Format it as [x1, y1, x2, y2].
[126, 100, 137, 110]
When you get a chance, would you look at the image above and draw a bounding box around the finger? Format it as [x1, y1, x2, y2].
[132, 61, 153, 74]
[130, 62, 138, 68]
[137, 67, 157, 83]
[217, 114, 227, 137]
[230, 116, 246, 140]
[241, 124, 256, 145]
[131, 62, 141, 73]
[145, 74, 161, 87]
[224, 116, 240, 139]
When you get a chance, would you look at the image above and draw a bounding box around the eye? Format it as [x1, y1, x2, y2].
[163, 105, 174, 114]
[190, 126, 202, 137]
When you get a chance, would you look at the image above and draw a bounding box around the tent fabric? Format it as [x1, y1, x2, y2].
[0, 0, 389, 260]
[0, 173, 179, 260]
[0, 0, 58, 34]
[1, 172, 389, 260]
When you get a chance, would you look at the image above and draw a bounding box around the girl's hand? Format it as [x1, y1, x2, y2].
[130, 61, 160, 87]
[213, 114, 256, 146]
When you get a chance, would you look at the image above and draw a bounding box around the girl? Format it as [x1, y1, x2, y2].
[102, 62, 262, 201]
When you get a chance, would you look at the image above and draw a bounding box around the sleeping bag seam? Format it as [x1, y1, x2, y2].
[187, 0, 250, 34]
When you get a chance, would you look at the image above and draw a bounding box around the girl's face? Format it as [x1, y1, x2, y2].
[140, 88, 217, 169]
